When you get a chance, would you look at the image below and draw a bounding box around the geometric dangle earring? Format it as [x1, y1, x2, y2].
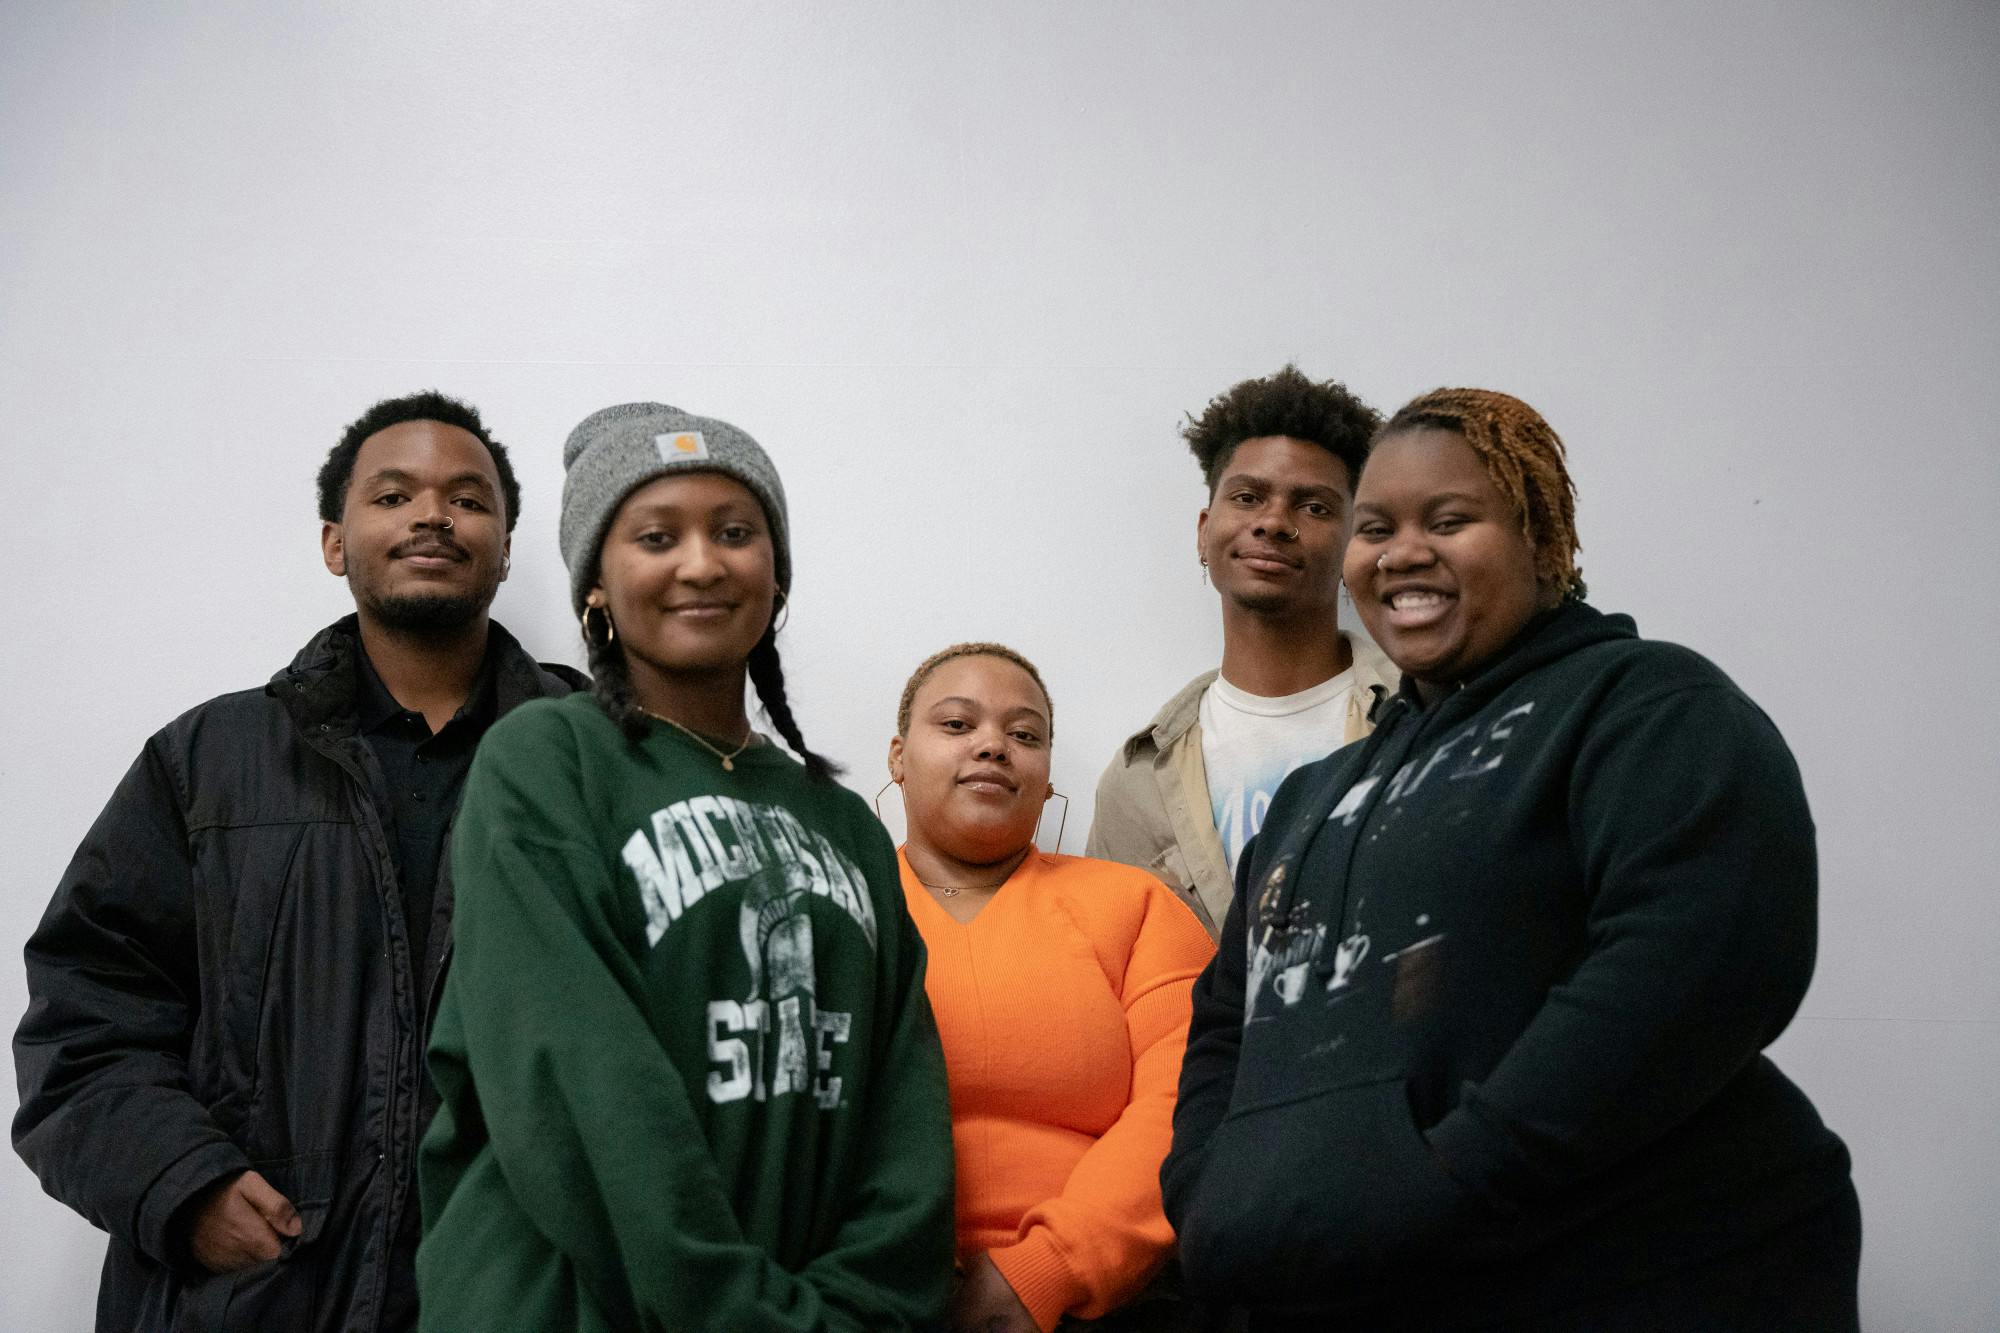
[1034, 786, 1069, 852]
[873, 778, 901, 822]
[873, 777, 910, 843]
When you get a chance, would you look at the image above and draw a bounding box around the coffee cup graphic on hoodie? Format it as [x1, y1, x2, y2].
[1249, 921, 1327, 1019]
[1326, 932, 1370, 992]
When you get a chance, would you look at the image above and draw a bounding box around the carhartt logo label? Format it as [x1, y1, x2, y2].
[656, 431, 709, 462]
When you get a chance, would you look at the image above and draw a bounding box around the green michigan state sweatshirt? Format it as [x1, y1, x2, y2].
[418, 693, 954, 1332]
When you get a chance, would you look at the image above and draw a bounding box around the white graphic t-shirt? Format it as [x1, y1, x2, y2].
[1200, 659, 1377, 877]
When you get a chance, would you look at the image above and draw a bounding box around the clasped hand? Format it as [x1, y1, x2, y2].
[950, 1252, 1040, 1333]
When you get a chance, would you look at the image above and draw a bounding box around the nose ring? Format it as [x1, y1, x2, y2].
[1376, 554, 1385, 570]
[439, 516, 454, 531]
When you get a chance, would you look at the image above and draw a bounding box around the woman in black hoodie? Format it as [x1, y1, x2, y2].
[1162, 389, 1860, 1330]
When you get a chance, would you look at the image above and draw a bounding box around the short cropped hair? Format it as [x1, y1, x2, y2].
[896, 642, 1054, 739]
[317, 390, 521, 532]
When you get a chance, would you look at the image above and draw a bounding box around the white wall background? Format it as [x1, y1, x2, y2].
[3, 2, 1994, 1327]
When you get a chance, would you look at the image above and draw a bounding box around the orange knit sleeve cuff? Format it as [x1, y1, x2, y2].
[989, 1228, 1090, 1333]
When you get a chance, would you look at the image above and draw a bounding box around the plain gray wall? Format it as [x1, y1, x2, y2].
[3, 2, 1995, 1327]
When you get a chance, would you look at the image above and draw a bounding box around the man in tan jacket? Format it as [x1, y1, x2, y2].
[1087, 366, 1394, 938]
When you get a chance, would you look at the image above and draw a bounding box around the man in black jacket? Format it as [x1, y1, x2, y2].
[13, 391, 585, 1332]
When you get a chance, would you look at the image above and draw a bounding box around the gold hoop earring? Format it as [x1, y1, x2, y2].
[873, 777, 902, 823]
[581, 604, 615, 645]
[1036, 789, 1070, 852]
[771, 588, 790, 635]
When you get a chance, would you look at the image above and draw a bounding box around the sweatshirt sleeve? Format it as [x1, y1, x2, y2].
[12, 738, 252, 1267]
[795, 815, 956, 1326]
[987, 881, 1215, 1330]
[432, 719, 932, 1332]
[1425, 683, 1820, 1215]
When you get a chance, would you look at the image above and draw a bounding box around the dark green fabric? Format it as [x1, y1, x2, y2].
[419, 693, 953, 1331]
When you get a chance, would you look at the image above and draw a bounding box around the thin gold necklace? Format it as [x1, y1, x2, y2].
[640, 707, 757, 771]
[913, 873, 1014, 899]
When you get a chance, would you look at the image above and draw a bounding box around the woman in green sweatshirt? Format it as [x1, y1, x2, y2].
[418, 403, 954, 1332]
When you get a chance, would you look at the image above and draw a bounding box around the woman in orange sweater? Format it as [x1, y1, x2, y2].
[885, 643, 1217, 1333]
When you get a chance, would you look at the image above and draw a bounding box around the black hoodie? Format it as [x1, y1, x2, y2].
[1161, 602, 1857, 1329]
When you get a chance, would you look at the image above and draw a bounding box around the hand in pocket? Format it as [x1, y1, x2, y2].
[187, 1170, 302, 1274]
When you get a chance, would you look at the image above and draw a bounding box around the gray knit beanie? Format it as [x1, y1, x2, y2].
[558, 402, 791, 614]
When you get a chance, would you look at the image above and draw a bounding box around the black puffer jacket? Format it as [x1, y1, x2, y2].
[13, 617, 583, 1332]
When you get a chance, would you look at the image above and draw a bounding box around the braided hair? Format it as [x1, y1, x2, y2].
[747, 629, 843, 782]
[1377, 388, 1586, 602]
[582, 613, 649, 743]
[582, 612, 843, 782]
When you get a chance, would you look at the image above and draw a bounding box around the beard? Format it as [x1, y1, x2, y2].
[366, 588, 488, 636]
[1224, 583, 1297, 617]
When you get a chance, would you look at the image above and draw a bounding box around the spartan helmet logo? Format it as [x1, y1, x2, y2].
[739, 856, 817, 1005]
[740, 857, 819, 1097]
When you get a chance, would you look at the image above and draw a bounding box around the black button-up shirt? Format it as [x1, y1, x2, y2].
[353, 643, 499, 971]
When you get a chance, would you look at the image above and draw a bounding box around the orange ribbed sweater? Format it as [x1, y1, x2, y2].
[899, 849, 1216, 1332]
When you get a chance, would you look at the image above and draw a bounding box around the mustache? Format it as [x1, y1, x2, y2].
[390, 534, 468, 560]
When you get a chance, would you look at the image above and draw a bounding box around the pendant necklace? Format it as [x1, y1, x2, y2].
[640, 707, 756, 771]
[915, 875, 1012, 899]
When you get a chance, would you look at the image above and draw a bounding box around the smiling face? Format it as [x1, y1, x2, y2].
[1197, 435, 1353, 621]
[889, 654, 1053, 867]
[1345, 427, 1549, 696]
[320, 419, 510, 635]
[589, 472, 777, 698]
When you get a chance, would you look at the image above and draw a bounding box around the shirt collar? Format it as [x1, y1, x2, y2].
[353, 635, 502, 736]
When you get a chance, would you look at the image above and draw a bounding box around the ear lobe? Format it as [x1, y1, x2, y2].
[320, 521, 346, 577]
[499, 534, 512, 582]
[886, 735, 905, 783]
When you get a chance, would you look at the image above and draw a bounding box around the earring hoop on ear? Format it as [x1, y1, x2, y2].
[771, 588, 790, 635]
[582, 604, 615, 645]
[1037, 789, 1070, 853]
[873, 777, 902, 823]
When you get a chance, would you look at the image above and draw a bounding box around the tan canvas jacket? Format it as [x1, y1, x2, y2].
[1085, 637, 1397, 939]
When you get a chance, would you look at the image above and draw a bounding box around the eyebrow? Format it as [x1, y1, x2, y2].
[620, 498, 761, 522]
[1354, 490, 1486, 514]
[1217, 472, 1345, 501]
[363, 468, 496, 493]
[928, 696, 1050, 725]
